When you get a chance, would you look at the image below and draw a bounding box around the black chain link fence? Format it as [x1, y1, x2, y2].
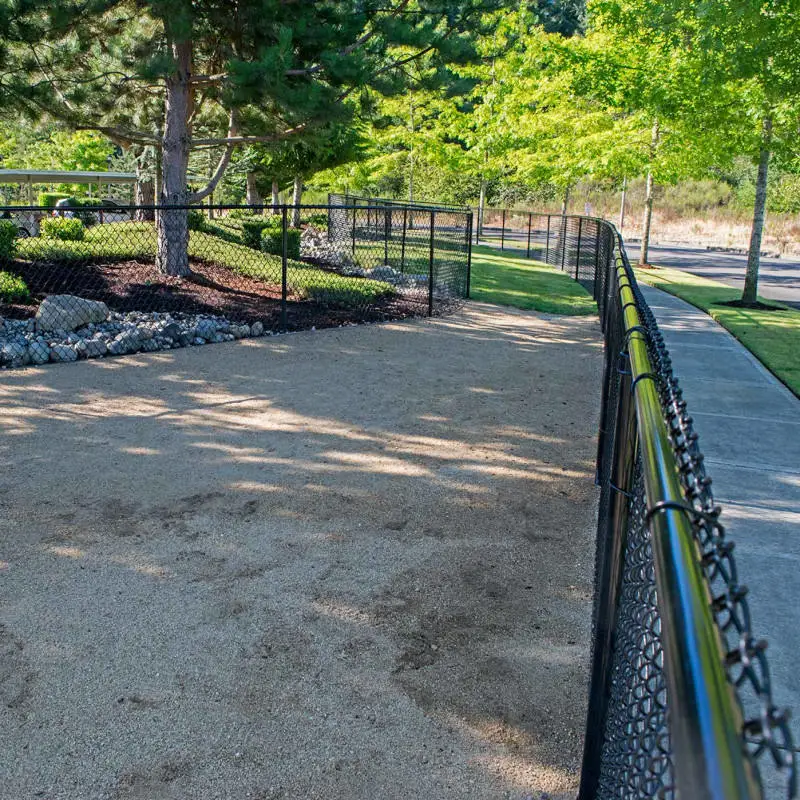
[0, 200, 471, 366]
[533, 214, 797, 799]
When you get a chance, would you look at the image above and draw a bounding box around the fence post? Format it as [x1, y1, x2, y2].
[401, 207, 408, 271]
[545, 215, 551, 264]
[281, 205, 288, 332]
[428, 210, 435, 316]
[384, 204, 390, 265]
[466, 211, 473, 299]
[593, 221, 602, 301]
[578, 327, 637, 800]
[575, 217, 583, 281]
[560, 216, 568, 272]
[351, 203, 357, 256]
[501, 208, 506, 251]
[526, 212, 532, 258]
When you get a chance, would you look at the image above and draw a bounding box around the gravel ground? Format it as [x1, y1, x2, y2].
[0, 303, 602, 800]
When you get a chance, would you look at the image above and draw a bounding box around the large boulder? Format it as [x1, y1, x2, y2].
[35, 295, 110, 333]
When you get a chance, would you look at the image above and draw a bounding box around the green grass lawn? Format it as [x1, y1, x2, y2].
[469, 245, 597, 315]
[635, 264, 800, 396]
[17, 222, 395, 306]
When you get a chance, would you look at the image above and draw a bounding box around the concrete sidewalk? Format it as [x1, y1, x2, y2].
[640, 286, 800, 765]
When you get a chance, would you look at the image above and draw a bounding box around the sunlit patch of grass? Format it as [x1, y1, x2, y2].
[469, 246, 597, 316]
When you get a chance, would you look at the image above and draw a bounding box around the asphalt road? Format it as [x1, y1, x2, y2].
[625, 242, 800, 309]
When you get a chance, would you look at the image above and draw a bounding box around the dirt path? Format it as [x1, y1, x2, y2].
[0, 304, 602, 800]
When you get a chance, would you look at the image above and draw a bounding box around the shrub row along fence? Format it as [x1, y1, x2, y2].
[0, 200, 471, 354]
[539, 214, 796, 799]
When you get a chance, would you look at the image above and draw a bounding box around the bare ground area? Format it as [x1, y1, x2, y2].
[0, 303, 602, 800]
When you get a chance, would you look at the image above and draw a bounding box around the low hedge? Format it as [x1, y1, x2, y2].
[38, 192, 71, 208]
[0, 270, 30, 303]
[242, 216, 282, 249]
[40, 216, 86, 241]
[261, 226, 301, 259]
[0, 219, 17, 260]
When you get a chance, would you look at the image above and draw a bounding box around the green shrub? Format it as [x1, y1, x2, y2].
[200, 220, 244, 245]
[187, 209, 207, 231]
[0, 271, 30, 303]
[40, 216, 86, 241]
[228, 208, 269, 220]
[38, 192, 71, 208]
[303, 212, 329, 228]
[242, 216, 282, 249]
[0, 220, 17, 260]
[261, 226, 301, 259]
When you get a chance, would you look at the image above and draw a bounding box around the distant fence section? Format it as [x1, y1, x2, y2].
[0, 200, 472, 340]
[517, 210, 796, 799]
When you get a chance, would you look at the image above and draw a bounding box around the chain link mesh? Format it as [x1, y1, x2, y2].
[472, 206, 796, 798]
[0, 200, 470, 367]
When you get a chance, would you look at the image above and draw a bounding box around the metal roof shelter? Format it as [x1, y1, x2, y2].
[0, 169, 138, 185]
[0, 169, 138, 203]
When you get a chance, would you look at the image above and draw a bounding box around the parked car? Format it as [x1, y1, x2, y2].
[1, 209, 40, 237]
[54, 197, 131, 224]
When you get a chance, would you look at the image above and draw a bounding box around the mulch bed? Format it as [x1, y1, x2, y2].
[2, 257, 425, 331]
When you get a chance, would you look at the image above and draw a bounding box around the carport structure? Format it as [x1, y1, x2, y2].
[0, 168, 138, 203]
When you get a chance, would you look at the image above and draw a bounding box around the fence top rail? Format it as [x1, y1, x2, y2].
[0, 202, 473, 215]
[600, 218, 796, 799]
[330, 192, 470, 213]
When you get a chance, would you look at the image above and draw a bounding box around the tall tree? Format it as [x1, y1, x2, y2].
[589, 0, 800, 303]
[11, 0, 499, 274]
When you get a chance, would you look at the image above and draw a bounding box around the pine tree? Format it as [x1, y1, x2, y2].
[10, 0, 500, 274]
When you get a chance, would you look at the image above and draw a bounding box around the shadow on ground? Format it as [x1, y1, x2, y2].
[0, 303, 602, 800]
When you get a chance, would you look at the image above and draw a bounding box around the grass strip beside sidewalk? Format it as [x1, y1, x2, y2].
[635, 264, 800, 396]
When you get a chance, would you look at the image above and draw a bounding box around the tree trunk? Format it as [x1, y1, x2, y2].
[561, 186, 570, 215]
[478, 179, 486, 239]
[639, 121, 660, 267]
[618, 176, 627, 230]
[271, 180, 280, 214]
[155, 39, 193, 277]
[408, 99, 415, 203]
[742, 117, 773, 305]
[291, 175, 302, 227]
[640, 170, 655, 266]
[246, 171, 262, 210]
[135, 152, 156, 222]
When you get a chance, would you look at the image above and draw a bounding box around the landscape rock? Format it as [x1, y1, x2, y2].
[83, 339, 108, 359]
[1, 304, 267, 371]
[35, 295, 110, 333]
[28, 339, 51, 365]
[300, 227, 357, 269]
[108, 331, 141, 355]
[50, 344, 78, 363]
[1, 339, 29, 367]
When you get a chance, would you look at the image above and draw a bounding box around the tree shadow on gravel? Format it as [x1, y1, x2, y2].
[0, 304, 602, 800]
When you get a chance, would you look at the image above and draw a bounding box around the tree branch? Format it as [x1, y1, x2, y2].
[192, 121, 307, 146]
[188, 109, 239, 202]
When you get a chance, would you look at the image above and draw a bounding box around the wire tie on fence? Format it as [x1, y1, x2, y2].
[630, 371, 659, 393]
[644, 499, 722, 526]
[609, 482, 633, 498]
[624, 325, 648, 344]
